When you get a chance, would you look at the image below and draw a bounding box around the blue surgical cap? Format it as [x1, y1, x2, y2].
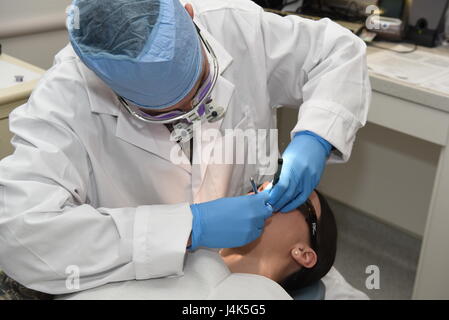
[68, 0, 203, 109]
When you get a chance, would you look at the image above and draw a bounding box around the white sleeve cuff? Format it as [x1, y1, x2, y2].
[291, 100, 364, 163]
[133, 203, 192, 279]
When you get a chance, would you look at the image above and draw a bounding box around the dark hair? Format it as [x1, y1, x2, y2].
[279, 190, 337, 291]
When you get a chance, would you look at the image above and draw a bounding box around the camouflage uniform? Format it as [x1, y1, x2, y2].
[0, 270, 53, 300]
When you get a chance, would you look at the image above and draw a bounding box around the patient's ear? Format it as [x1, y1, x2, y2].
[291, 244, 317, 269]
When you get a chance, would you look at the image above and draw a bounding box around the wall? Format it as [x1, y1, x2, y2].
[0, 0, 72, 69]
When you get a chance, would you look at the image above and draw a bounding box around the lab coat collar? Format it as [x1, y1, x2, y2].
[191, 75, 235, 198]
[194, 18, 233, 75]
[115, 109, 192, 173]
[180, 0, 233, 74]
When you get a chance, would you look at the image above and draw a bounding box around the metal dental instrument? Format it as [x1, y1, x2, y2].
[250, 177, 258, 194]
[272, 158, 283, 187]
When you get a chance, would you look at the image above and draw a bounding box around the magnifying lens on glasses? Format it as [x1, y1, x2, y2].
[118, 23, 224, 143]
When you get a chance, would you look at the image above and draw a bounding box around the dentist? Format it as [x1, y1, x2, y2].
[0, 0, 370, 294]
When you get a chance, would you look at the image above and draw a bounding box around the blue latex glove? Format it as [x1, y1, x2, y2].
[190, 191, 273, 250]
[268, 131, 332, 213]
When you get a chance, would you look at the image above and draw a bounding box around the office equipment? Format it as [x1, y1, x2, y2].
[322, 0, 379, 17]
[378, 0, 406, 19]
[280, 0, 407, 39]
[364, 0, 408, 41]
[366, 16, 405, 41]
[299, 0, 375, 21]
[406, 0, 449, 47]
[250, 177, 258, 194]
[264, 8, 365, 34]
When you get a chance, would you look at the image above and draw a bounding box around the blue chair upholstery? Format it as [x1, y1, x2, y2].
[289, 280, 326, 300]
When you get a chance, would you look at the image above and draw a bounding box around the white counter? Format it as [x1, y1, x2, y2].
[0, 54, 44, 158]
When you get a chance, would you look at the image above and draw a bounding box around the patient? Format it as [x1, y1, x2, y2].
[57, 183, 337, 299]
[220, 182, 338, 292]
[0, 183, 337, 299]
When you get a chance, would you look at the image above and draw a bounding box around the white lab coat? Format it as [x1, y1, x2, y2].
[0, 0, 370, 294]
[58, 249, 293, 300]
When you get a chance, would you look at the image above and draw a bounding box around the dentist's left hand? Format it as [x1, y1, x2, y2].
[268, 131, 332, 213]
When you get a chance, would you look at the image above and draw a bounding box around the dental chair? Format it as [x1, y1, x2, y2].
[289, 280, 326, 300]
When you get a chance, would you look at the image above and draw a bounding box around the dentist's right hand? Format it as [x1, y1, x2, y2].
[189, 191, 273, 250]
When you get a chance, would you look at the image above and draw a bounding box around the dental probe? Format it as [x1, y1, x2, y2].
[272, 158, 283, 187]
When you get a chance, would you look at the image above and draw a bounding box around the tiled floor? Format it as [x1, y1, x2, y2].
[325, 196, 422, 300]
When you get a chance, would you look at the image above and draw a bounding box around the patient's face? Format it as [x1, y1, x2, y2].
[220, 182, 321, 282]
[247, 181, 321, 251]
